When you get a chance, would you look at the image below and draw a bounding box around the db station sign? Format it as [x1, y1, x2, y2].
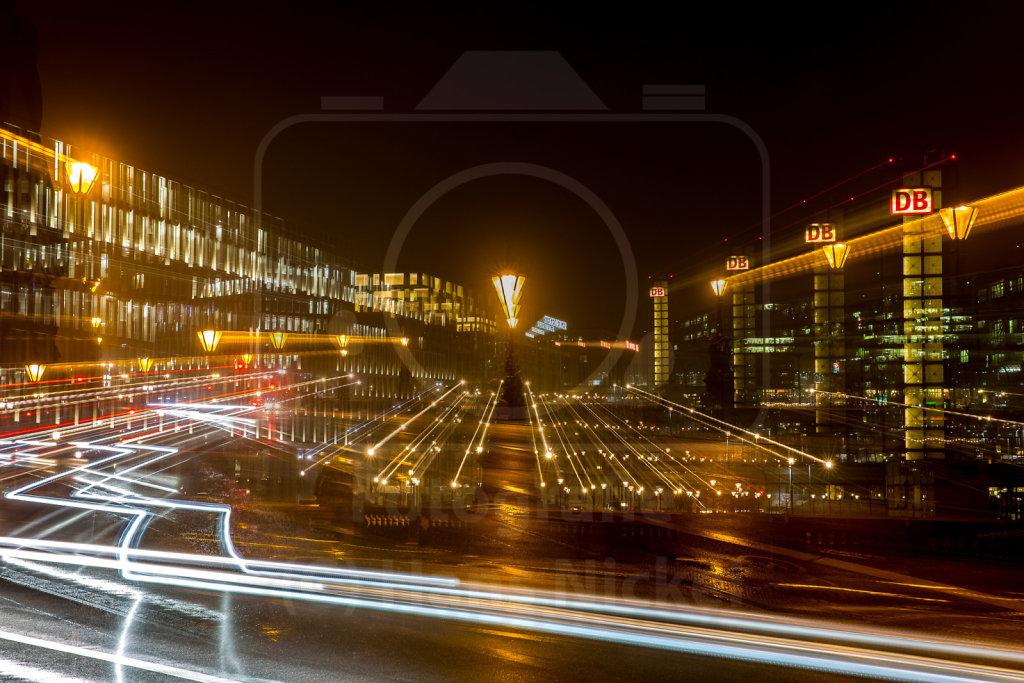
[805, 223, 837, 243]
[649, 286, 666, 297]
[726, 255, 750, 271]
[891, 187, 934, 215]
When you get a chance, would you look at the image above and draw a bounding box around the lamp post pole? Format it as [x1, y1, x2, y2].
[788, 457, 794, 514]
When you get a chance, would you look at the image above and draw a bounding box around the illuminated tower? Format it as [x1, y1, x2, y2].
[650, 280, 669, 387]
[901, 170, 944, 461]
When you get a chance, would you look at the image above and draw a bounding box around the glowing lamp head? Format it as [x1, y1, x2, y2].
[197, 329, 222, 352]
[400, 337, 409, 346]
[241, 353, 253, 367]
[90, 316, 102, 328]
[940, 205, 977, 241]
[711, 279, 728, 297]
[492, 273, 525, 329]
[337, 335, 348, 347]
[138, 357, 154, 372]
[269, 332, 287, 349]
[65, 160, 98, 194]
[25, 364, 45, 382]
[822, 242, 850, 269]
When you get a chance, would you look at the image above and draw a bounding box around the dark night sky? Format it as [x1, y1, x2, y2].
[12, 1, 1024, 334]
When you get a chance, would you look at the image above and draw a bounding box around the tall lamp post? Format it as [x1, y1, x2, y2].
[492, 273, 526, 415]
[708, 279, 731, 416]
[819, 242, 851, 455]
[940, 206, 978, 417]
[65, 159, 100, 368]
[710, 279, 729, 332]
[824, 459, 833, 515]
[787, 457, 794, 513]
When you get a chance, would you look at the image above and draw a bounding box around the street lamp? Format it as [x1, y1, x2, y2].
[269, 332, 287, 349]
[825, 460, 833, 514]
[138, 357, 154, 373]
[787, 457, 794, 513]
[940, 205, 977, 405]
[940, 205, 978, 241]
[25, 364, 46, 382]
[65, 161, 99, 195]
[492, 274, 525, 329]
[197, 330, 222, 353]
[821, 243, 851, 270]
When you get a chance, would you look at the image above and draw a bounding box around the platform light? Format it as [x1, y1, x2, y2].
[25, 364, 46, 382]
[939, 205, 978, 241]
[711, 279, 728, 297]
[822, 242, 851, 269]
[492, 274, 525, 329]
[197, 330, 222, 352]
[65, 160, 98, 194]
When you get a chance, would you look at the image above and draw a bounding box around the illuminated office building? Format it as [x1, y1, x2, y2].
[0, 125, 501, 396]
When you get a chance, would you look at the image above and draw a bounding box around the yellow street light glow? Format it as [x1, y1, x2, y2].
[269, 332, 287, 349]
[90, 317, 102, 328]
[822, 242, 851, 269]
[138, 357, 154, 372]
[65, 160, 98, 194]
[197, 330, 222, 352]
[241, 353, 253, 366]
[711, 279, 728, 297]
[400, 337, 409, 346]
[25, 364, 46, 382]
[341, 349, 348, 356]
[940, 205, 978, 241]
[336, 335, 348, 347]
[492, 274, 525, 329]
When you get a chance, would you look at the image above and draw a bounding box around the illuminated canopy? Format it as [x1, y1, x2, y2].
[822, 242, 851, 269]
[940, 205, 978, 241]
[492, 274, 525, 329]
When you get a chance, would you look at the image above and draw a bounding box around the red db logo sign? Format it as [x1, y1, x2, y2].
[805, 223, 836, 243]
[891, 187, 933, 215]
[726, 255, 749, 271]
[649, 286, 666, 297]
